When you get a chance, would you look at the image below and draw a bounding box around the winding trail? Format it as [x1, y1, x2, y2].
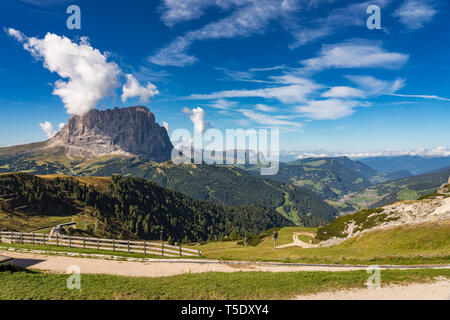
[277, 232, 318, 249]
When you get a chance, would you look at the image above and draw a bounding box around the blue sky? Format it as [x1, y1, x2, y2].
[0, 0, 449, 157]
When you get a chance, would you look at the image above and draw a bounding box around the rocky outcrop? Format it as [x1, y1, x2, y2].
[49, 106, 173, 161]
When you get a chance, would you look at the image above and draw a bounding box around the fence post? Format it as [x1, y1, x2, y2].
[144, 241, 146, 255]
[69, 235, 72, 247]
[43, 233, 45, 246]
[32, 233, 34, 245]
[83, 237, 86, 249]
[21, 232, 23, 244]
[198, 250, 201, 257]
[56, 234, 59, 246]
[97, 238, 100, 250]
[10, 232, 13, 244]
[127, 240, 130, 253]
[179, 246, 182, 257]
[113, 239, 115, 252]
[161, 243, 164, 256]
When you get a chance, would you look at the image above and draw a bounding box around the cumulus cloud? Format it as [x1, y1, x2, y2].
[6, 28, 121, 115]
[121, 74, 159, 103]
[296, 99, 360, 120]
[39, 121, 61, 138]
[183, 107, 207, 134]
[394, 0, 437, 30]
[301, 41, 409, 71]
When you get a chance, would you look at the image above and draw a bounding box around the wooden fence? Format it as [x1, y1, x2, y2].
[0, 231, 201, 258]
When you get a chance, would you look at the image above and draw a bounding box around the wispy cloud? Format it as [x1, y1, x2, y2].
[289, 0, 391, 48]
[346, 75, 405, 97]
[394, 0, 438, 31]
[188, 84, 319, 104]
[151, 0, 299, 67]
[296, 99, 360, 120]
[239, 109, 303, 128]
[301, 40, 409, 71]
[387, 93, 450, 102]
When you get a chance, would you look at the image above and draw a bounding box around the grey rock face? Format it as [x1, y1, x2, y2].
[50, 106, 173, 161]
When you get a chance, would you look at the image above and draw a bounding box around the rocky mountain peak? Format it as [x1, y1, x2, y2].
[49, 106, 173, 161]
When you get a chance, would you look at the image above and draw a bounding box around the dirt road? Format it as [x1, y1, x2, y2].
[7, 251, 366, 277]
[296, 279, 450, 300]
[5, 251, 449, 278]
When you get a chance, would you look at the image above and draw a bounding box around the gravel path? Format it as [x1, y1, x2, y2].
[295, 279, 450, 300]
[7, 252, 367, 277]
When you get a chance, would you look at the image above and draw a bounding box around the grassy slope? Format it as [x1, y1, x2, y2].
[185, 222, 450, 265]
[1, 221, 449, 265]
[1, 267, 448, 300]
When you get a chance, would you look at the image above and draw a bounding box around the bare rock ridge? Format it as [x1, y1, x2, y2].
[49, 106, 173, 161]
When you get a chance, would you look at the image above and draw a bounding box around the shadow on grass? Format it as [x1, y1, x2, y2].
[0, 265, 38, 274]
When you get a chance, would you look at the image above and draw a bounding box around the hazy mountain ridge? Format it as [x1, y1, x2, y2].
[358, 155, 450, 175]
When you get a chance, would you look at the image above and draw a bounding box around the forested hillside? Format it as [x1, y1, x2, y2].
[0, 173, 292, 242]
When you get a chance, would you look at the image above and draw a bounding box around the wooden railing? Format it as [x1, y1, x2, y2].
[0, 231, 201, 257]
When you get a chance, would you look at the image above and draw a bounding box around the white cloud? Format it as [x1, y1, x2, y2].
[296, 99, 360, 120]
[321, 86, 365, 99]
[255, 104, 278, 112]
[39, 121, 61, 138]
[301, 41, 409, 71]
[183, 107, 207, 134]
[394, 0, 437, 30]
[293, 147, 450, 159]
[387, 93, 450, 101]
[239, 109, 302, 128]
[5, 28, 26, 42]
[58, 123, 65, 130]
[210, 99, 238, 110]
[346, 75, 405, 96]
[151, 0, 298, 66]
[121, 74, 159, 103]
[6, 29, 121, 115]
[188, 77, 320, 105]
[289, 0, 391, 47]
[162, 121, 170, 133]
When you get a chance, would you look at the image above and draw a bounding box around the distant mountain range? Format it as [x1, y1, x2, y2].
[342, 166, 450, 211]
[243, 157, 412, 201]
[358, 155, 450, 175]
